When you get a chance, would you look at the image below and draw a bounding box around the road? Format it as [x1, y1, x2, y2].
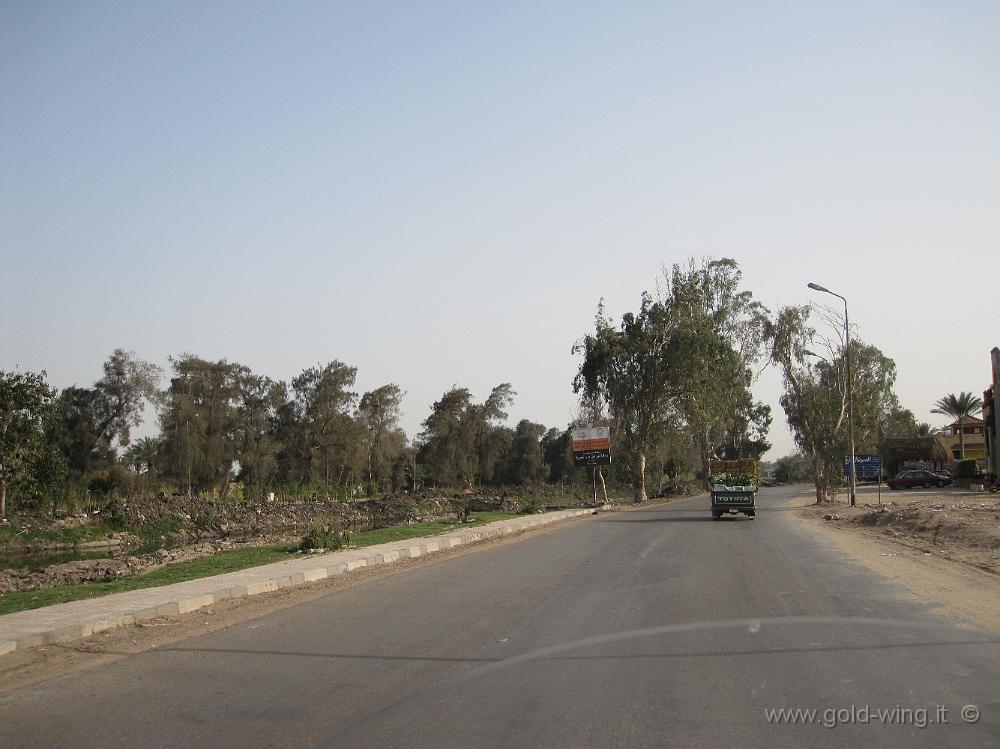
[0, 486, 997, 748]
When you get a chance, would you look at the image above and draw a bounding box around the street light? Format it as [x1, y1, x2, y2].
[807, 282, 857, 508]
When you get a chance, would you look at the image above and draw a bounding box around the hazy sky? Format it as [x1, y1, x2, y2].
[2, 1, 998, 458]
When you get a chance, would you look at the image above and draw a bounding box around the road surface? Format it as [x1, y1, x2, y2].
[1, 486, 997, 747]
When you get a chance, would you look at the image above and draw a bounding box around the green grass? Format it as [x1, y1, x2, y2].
[0, 515, 187, 550]
[0, 511, 519, 616]
[0, 520, 122, 548]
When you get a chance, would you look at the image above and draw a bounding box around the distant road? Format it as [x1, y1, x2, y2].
[1, 486, 997, 748]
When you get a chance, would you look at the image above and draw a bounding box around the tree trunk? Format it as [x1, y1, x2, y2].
[958, 416, 966, 460]
[632, 452, 647, 503]
[597, 467, 608, 504]
[0, 476, 6, 522]
[812, 456, 827, 503]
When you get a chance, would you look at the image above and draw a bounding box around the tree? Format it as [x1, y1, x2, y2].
[574, 295, 691, 502]
[234, 374, 286, 494]
[416, 384, 516, 487]
[773, 453, 809, 484]
[92, 349, 162, 451]
[0, 370, 58, 520]
[931, 392, 983, 461]
[417, 387, 476, 487]
[541, 427, 577, 483]
[769, 305, 903, 502]
[504, 420, 547, 484]
[46, 386, 109, 481]
[122, 436, 162, 474]
[358, 384, 405, 488]
[914, 422, 937, 437]
[159, 356, 245, 495]
[658, 258, 772, 479]
[41, 351, 160, 485]
[291, 362, 360, 493]
[879, 406, 919, 440]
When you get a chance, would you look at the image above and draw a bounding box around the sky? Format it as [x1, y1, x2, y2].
[2, 1, 998, 459]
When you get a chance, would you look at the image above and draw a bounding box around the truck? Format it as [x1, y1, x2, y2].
[709, 458, 757, 520]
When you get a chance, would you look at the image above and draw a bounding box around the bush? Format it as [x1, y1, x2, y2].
[299, 523, 353, 551]
[956, 459, 980, 479]
[88, 465, 132, 495]
[520, 498, 544, 514]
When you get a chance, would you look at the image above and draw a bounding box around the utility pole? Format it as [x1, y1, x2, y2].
[992, 348, 1000, 481]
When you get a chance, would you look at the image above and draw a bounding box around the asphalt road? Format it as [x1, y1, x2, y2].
[1, 486, 997, 748]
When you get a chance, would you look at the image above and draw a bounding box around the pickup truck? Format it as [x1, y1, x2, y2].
[709, 458, 757, 520]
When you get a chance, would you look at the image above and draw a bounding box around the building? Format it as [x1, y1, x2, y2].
[880, 436, 953, 477]
[942, 415, 988, 462]
[987, 347, 1000, 479]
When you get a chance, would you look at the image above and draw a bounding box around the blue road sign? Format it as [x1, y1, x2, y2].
[844, 454, 882, 478]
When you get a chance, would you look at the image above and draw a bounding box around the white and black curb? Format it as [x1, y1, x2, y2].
[0, 509, 593, 657]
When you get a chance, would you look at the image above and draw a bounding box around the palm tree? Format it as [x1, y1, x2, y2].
[931, 392, 982, 460]
[122, 436, 162, 474]
[914, 422, 936, 437]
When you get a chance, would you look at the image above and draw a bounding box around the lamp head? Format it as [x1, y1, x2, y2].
[807, 282, 829, 293]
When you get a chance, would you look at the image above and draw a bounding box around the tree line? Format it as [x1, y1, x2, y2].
[2, 255, 942, 518]
[573, 258, 925, 503]
[0, 353, 599, 520]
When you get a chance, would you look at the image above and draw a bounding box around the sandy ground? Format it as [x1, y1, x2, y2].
[795, 484, 1000, 633]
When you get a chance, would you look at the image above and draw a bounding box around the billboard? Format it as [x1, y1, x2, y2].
[572, 427, 611, 466]
[843, 454, 882, 479]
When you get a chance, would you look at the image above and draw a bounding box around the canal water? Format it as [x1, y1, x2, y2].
[0, 540, 175, 572]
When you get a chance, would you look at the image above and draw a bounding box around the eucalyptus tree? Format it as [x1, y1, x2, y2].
[574, 295, 693, 502]
[931, 392, 983, 460]
[769, 305, 903, 502]
[659, 258, 772, 476]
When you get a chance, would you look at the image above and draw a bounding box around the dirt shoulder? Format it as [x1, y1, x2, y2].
[794, 485, 1000, 632]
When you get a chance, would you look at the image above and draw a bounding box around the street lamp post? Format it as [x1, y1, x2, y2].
[807, 282, 857, 508]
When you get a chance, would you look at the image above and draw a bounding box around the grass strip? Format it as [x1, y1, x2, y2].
[0, 512, 519, 616]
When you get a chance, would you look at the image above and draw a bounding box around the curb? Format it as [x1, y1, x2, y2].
[0, 508, 593, 657]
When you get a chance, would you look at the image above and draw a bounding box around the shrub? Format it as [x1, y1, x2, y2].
[299, 523, 353, 551]
[88, 465, 132, 495]
[520, 497, 544, 514]
[956, 459, 980, 479]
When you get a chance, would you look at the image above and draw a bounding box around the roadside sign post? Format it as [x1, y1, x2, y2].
[843, 454, 882, 505]
[572, 427, 611, 506]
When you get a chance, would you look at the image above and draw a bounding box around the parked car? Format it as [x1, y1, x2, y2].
[887, 469, 952, 489]
[933, 470, 953, 481]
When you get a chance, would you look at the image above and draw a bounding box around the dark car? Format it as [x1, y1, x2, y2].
[887, 469, 951, 489]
